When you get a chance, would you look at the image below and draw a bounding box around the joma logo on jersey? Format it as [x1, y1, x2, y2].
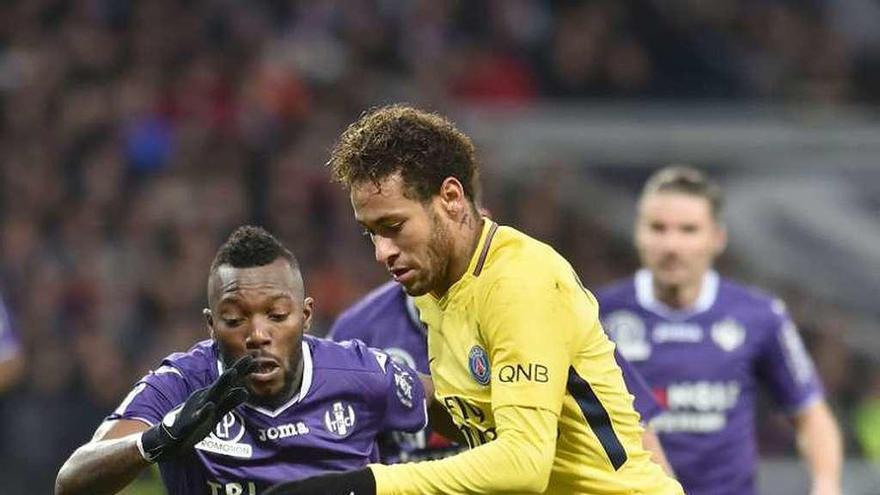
[498, 363, 549, 383]
[257, 421, 310, 442]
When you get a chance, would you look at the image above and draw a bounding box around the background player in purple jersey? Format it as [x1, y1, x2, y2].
[55, 226, 427, 495]
[329, 280, 675, 474]
[596, 166, 842, 495]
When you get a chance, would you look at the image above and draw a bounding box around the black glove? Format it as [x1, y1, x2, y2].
[262, 468, 376, 495]
[139, 355, 255, 463]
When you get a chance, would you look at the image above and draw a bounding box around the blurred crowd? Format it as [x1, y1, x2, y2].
[1, 0, 879, 491]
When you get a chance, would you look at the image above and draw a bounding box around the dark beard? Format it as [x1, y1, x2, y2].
[246, 363, 300, 409]
[425, 211, 454, 294]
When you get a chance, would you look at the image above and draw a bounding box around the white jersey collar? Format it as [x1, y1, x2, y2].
[218, 340, 314, 418]
[635, 269, 719, 320]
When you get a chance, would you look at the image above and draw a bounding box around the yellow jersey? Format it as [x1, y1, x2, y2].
[370, 220, 682, 494]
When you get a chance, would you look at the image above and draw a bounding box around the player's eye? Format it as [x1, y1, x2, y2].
[222, 317, 244, 327]
[379, 221, 404, 236]
[269, 313, 289, 322]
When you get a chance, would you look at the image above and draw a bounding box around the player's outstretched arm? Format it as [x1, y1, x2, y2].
[793, 400, 843, 495]
[55, 355, 255, 495]
[263, 404, 558, 495]
[55, 419, 152, 495]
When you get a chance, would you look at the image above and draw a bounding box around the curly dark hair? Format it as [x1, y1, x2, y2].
[327, 104, 479, 203]
[641, 165, 724, 219]
[210, 225, 299, 274]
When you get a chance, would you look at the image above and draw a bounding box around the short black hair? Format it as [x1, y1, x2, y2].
[209, 225, 299, 274]
[641, 165, 724, 219]
[327, 104, 479, 203]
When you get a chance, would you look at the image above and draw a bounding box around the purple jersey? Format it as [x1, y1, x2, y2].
[109, 335, 427, 495]
[597, 270, 824, 495]
[329, 282, 429, 375]
[328, 282, 449, 463]
[615, 348, 663, 423]
[328, 282, 661, 463]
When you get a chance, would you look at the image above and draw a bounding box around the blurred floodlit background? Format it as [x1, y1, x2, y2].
[0, 1, 879, 493]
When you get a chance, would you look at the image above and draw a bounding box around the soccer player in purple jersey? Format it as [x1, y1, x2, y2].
[329, 280, 674, 473]
[55, 226, 427, 495]
[596, 166, 842, 495]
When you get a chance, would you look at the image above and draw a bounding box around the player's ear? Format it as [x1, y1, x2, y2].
[438, 176, 466, 217]
[203, 308, 215, 339]
[302, 297, 314, 332]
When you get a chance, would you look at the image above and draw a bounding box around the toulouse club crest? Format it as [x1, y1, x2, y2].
[324, 401, 357, 438]
[468, 345, 491, 386]
[711, 318, 746, 352]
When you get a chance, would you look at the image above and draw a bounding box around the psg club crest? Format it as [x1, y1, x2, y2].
[711, 318, 746, 352]
[468, 345, 491, 386]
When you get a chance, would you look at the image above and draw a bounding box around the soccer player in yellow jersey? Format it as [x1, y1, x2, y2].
[264, 105, 683, 495]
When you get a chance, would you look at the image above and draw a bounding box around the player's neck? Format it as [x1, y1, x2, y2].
[433, 214, 484, 298]
[652, 277, 703, 310]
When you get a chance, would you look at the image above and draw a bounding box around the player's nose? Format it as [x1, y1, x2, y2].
[656, 230, 683, 251]
[373, 235, 399, 265]
[246, 317, 272, 348]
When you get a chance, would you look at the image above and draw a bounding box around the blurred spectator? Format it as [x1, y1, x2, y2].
[0, 289, 24, 393]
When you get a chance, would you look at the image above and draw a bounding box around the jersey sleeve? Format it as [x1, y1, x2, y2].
[368, 348, 428, 433]
[615, 349, 663, 422]
[480, 274, 574, 415]
[106, 364, 192, 426]
[755, 300, 824, 413]
[370, 405, 558, 494]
